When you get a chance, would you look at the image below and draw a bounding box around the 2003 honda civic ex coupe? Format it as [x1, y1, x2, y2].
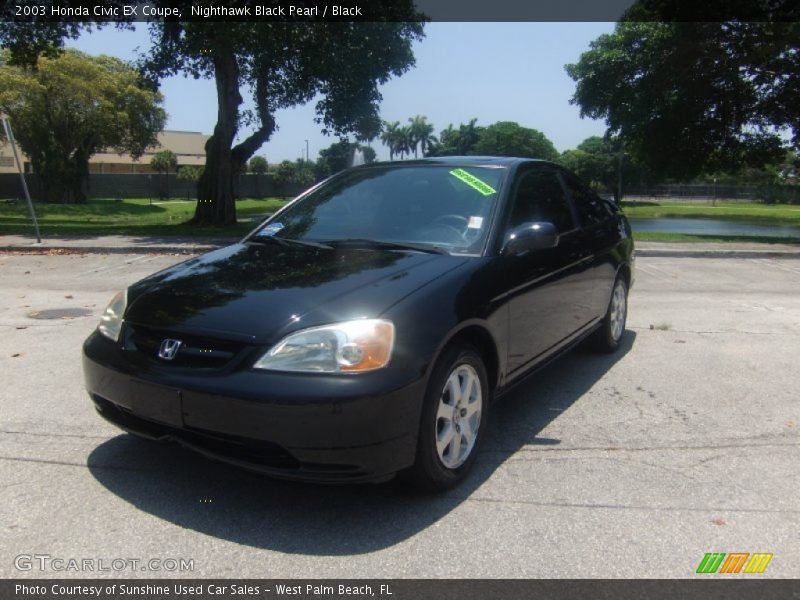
[83, 157, 634, 490]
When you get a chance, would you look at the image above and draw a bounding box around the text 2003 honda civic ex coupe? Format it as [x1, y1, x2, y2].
[83, 157, 634, 490]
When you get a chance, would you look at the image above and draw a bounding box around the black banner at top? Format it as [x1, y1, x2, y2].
[2, 0, 800, 22]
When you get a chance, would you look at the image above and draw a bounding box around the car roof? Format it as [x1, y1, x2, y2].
[354, 156, 549, 169]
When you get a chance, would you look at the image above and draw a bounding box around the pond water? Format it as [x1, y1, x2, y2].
[628, 217, 800, 239]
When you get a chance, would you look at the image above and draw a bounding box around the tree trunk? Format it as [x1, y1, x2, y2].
[67, 146, 91, 204]
[35, 155, 87, 204]
[194, 47, 242, 226]
[193, 44, 278, 225]
[32, 158, 60, 203]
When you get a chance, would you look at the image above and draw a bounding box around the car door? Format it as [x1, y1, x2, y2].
[502, 165, 595, 376]
[558, 169, 619, 318]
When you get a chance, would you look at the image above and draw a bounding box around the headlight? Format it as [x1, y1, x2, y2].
[254, 319, 395, 373]
[97, 290, 127, 342]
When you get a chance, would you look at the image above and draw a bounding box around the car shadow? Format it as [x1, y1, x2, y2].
[87, 331, 636, 556]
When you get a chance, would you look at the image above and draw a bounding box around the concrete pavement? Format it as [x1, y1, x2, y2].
[1, 233, 798, 258]
[0, 252, 798, 578]
[0, 234, 226, 255]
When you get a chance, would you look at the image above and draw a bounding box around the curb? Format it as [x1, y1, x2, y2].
[635, 249, 800, 259]
[2, 244, 799, 260]
[0, 244, 225, 255]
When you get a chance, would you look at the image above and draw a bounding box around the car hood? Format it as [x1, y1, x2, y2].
[126, 242, 468, 344]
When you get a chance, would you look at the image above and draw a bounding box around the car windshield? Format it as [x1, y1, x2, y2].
[249, 165, 506, 255]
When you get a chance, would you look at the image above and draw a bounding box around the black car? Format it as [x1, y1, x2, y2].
[83, 157, 634, 490]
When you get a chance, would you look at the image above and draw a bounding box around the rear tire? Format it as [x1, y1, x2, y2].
[407, 344, 489, 491]
[592, 275, 628, 353]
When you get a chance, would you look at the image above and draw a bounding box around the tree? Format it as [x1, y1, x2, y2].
[178, 165, 203, 181]
[177, 165, 203, 200]
[272, 160, 313, 198]
[360, 146, 377, 164]
[316, 140, 376, 179]
[429, 118, 483, 156]
[293, 158, 316, 188]
[566, 20, 799, 180]
[473, 122, 558, 160]
[559, 136, 653, 201]
[1, 8, 425, 224]
[0, 49, 165, 203]
[456, 119, 482, 154]
[151, 149, 177, 199]
[142, 17, 424, 225]
[0, 14, 133, 67]
[154, 151, 176, 172]
[248, 155, 268, 198]
[248, 155, 268, 175]
[380, 120, 402, 160]
[396, 125, 414, 159]
[407, 115, 437, 158]
[561, 136, 620, 190]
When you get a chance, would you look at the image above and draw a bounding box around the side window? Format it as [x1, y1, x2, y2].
[561, 172, 610, 227]
[507, 169, 575, 233]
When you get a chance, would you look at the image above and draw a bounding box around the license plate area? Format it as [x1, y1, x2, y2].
[129, 380, 183, 427]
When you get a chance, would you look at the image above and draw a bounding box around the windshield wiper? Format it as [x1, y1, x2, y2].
[324, 238, 450, 255]
[247, 236, 332, 250]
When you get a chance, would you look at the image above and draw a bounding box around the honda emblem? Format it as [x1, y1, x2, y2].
[158, 339, 183, 361]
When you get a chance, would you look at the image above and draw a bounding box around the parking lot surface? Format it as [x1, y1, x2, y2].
[1, 251, 798, 578]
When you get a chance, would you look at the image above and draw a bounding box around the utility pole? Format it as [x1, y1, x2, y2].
[617, 149, 623, 204]
[713, 177, 717, 207]
[1, 114, 41, 243]
[304, 139, 309, 163]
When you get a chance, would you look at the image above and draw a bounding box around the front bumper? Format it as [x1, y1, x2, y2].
[83, 332, 426, 483]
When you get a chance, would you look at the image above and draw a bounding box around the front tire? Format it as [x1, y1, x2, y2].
[407, 344, 489, 491]
[592, 275, 628, 353]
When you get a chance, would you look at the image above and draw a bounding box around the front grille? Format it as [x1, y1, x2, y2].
[123, 324, 246, 369]
[180, 427, 301, 469]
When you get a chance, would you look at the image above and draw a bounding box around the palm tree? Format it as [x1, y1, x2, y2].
[458, 118, 480, 154]
[408, 115, 437, 158]
[151, 150, 178, 200]
[380, 121, 401, 161]
[396, 125, 414, 159]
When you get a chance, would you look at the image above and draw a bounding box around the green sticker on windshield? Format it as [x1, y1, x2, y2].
[449, 169, 497, 196]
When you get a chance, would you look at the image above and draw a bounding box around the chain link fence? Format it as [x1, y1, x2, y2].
[625, 183, 799, 204]
[0, 173, 304, 202]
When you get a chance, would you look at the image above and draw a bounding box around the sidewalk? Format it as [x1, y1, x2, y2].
[0, 234, 229, 255]
[633, 240, 800, 258]
[1, 233, 798, 258]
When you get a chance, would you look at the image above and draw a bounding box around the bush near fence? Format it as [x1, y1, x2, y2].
[3, 173, 797, 205]
[0, 173, 306, 202]
[625, 183, 799, 204]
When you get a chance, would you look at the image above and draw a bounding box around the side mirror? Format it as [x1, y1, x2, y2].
[503, 222, 559, 255]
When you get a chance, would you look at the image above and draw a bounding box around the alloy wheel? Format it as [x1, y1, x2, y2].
[609, 281, 627, 342]
[435, 363, 482, 469]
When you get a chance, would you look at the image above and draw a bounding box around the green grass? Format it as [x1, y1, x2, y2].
[622, 201, 800, 224]
[3, 196, 798, 245]
[0, 197, 289, 237]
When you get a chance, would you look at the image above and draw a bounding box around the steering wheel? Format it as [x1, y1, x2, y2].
[433, 214, 470, 232]
[416, 214, 475, 245]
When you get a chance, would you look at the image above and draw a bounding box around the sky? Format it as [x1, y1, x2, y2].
[68, 22, 615, 163]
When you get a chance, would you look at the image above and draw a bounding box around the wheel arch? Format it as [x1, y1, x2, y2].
[616, 261, 633, 289]
[432, 321, 501, 393]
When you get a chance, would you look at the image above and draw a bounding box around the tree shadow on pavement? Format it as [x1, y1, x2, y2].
[87, 331, 636, 556]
